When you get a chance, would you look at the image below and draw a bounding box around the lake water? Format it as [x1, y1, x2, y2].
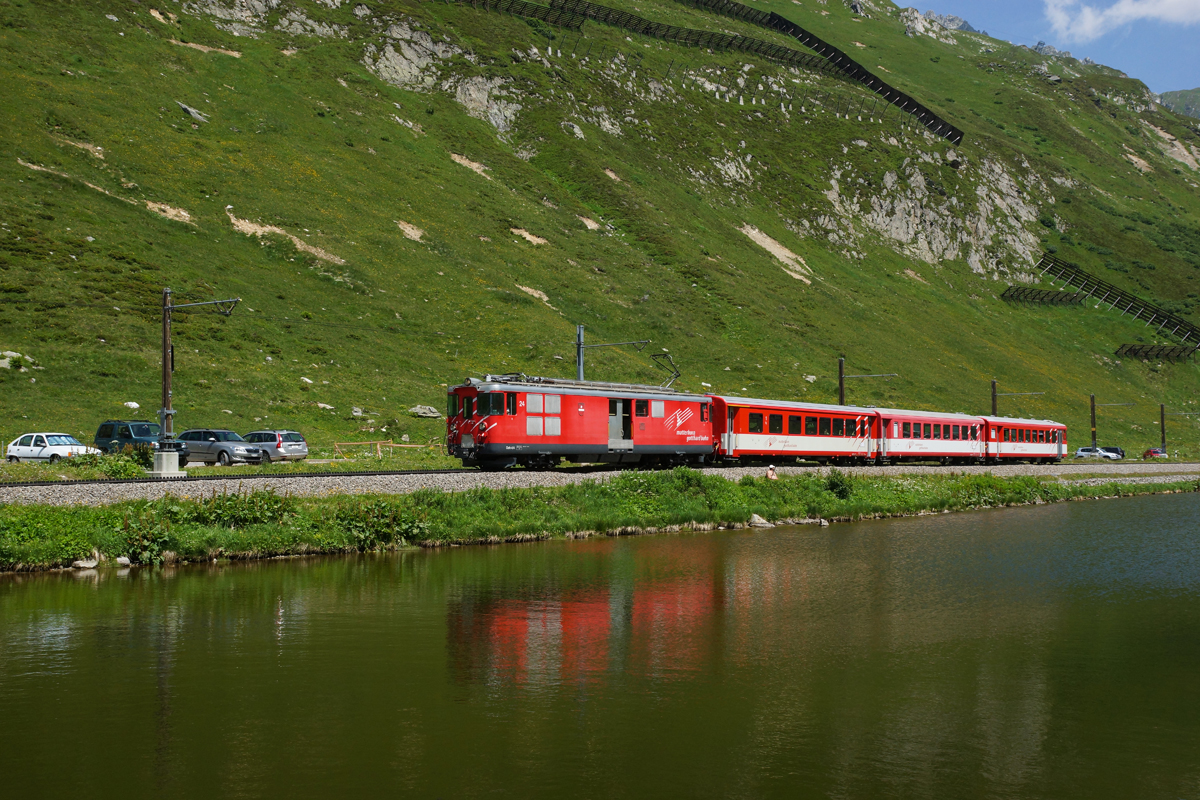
[3, 494, 1200, 798]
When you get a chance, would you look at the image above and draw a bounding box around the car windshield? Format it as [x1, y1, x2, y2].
[217, 431, 245, 442]
[46, 435, 82, 446]
[130, 423, 160, 438]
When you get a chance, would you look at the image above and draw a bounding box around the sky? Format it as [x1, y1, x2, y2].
[922, 0, 1200, 93]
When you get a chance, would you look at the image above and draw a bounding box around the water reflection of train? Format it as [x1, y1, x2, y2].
[447, 540, 721, 686]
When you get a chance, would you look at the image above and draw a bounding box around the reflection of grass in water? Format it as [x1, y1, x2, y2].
[2, 469, 1196, 569]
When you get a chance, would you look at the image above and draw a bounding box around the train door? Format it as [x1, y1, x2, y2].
[725, 408, 737, 454]
[608, 399, 633, 451]
[879, 418, 889, 460]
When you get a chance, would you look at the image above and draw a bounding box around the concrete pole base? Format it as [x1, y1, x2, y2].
[147, 450, 185, 479]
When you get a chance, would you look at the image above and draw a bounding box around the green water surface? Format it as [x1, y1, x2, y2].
[3, 493, 1200, 798]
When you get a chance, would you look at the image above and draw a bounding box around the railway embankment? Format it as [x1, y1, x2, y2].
[1, 467, 1196, 574]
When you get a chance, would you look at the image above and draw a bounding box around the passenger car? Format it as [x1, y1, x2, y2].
[1074, 447, 1121, 460]
[1143, 447, 1168, 459]
[95, 420, 161, 453]
[243, 430, 308, 462]
[1100, 446, 1125, 460]
[6, 433, 100, 463]
[176, 429, 263, 466]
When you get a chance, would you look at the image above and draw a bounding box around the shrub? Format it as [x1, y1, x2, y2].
[120, 510, 171, 565]
[825, 468, 854, 500]
[333, 498, 428, 549]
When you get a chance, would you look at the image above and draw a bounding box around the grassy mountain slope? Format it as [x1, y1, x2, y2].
[1161, 88, 1200, 121]
[2, 0, 1200, 457]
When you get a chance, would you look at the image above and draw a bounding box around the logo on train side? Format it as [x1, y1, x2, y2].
[669, 407, 693, 429]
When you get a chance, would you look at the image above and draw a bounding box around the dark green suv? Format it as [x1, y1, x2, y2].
[94, 420, 191, 463]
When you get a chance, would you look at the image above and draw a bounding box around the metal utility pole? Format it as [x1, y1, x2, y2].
[154, 288, 240, 476]
[838, 357, 897, 405]
[1090, 395, 1135, 449]
[1162, 403, 1167, 450]
[573, 325, 650, 381]
[991, 380, 1044, 416]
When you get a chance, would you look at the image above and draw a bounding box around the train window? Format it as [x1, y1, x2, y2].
[448, 394, 460, 418]
[749, 413, 763, 433]
[700, 404, 709, 422]
[1051, 431, 1058, 443]
[635, 399, 649, 417]
[545, 417, 561, 436]
[546, 395, 561, 414]
[932, 425, 941, 440]
[507, 393, 517, 415]
[805, 416, 818, 436]
[489, 393, 506, 416]
[464, 397, 474, 418]
[903, 422, 912, 438]
[528, 394, 544, 414]
[651, 401, 665, 418]
[832, 418, 844, 436]
[951, 425, 959, 440]
[971, 426, 978, 441]
[922, 423, 931, 438]
[891, 421, 898, 437]
[819, 417, 831, 436]
[527, 416, 543, 436]
[1040, 430, 1046, 443]
[942, 424, 950, 439]
[788, 415, 802, 434]
[769, 414, 783, 434]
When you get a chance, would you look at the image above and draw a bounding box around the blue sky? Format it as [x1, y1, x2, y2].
[923, 1, 1200, 93]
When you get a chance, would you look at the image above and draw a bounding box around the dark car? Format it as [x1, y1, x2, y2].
[1099, 446, 1125, 460]
[1143, 447, 1168, 459]
[94, 420, 190, 463]
[176, 429, 263, 466]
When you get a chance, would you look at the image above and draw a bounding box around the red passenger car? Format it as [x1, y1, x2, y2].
[708, 396, 880, 465]
[447, 375, 713, 469]
[981, 416, 1067, 463]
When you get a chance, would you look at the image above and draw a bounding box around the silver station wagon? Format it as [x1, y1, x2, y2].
[244, 430, 309, 463]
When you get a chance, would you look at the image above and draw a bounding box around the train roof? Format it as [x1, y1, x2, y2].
[458, 375, 707, 402]
[870, 407, 988, 421]
[711, 395, 877, 413]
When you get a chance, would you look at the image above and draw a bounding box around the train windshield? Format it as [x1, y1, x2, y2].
[477, 393, 506, 416]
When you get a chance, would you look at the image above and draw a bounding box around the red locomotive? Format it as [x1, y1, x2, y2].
[446, 375, 1066, 469]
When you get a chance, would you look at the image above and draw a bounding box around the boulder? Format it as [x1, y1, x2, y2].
[116, 556, 132, 566]
[749, 513, 774, 528]
[72, 559, 98, 569]
[409, 405, 442, 418]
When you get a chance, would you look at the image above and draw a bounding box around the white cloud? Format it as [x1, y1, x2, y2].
[1046, 0, 1200, 41]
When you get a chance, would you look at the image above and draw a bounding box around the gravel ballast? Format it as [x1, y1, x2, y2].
[1, 462, 1197, 507]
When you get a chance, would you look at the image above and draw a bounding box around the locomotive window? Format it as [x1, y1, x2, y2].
[769, 414, 783, 434]
[464, 397, 475, 418]
[507, 393, 517, 415]
[805, 416, 818, 436]
[527, 416, 543, 436]
[610, 399, 617, 416]
[651, 401, 665, 418]
[545, 417, 561, 436]
[952, 425, 959, 440]
[748, 413, 763, 433]
[819, 417, 831, 436]
[788, 415, 803, 434]
[528, 394, 544, 414]
[832, 418, 844, 436]
[700, 404, 709, 422]
[546, 395, 561, 414]
[491, 393, 507, 416]
[902, 422, 912, 438]
[448, 394, 460, 418]
[932, 425, 941, 440]
[635, 399, 649, 417]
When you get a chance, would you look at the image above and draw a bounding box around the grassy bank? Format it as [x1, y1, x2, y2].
[2, 469, 1197, 572]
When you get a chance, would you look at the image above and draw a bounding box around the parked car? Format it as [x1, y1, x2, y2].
[176, 429, 263, 466]
[1074, 447, 1122, 460]
[7, 433, 100, 463]
[243, 430, 309, 463]
[1100, 446, 1125, 460]
[94, 419, 190, 464]
[1143, 447, 1169, 459]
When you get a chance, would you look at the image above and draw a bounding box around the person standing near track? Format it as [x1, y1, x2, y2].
[766, 465, 778, 481]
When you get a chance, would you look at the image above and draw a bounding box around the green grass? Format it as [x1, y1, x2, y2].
[1, 468, 1195, 570]
[1, 0, 1200, 461]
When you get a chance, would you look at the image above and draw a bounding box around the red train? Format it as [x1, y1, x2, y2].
[446, 374, 1066, 469]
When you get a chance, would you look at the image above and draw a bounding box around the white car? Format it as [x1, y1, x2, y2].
[6, 433, 100, 463]
[1074, 446, 1121, 460]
